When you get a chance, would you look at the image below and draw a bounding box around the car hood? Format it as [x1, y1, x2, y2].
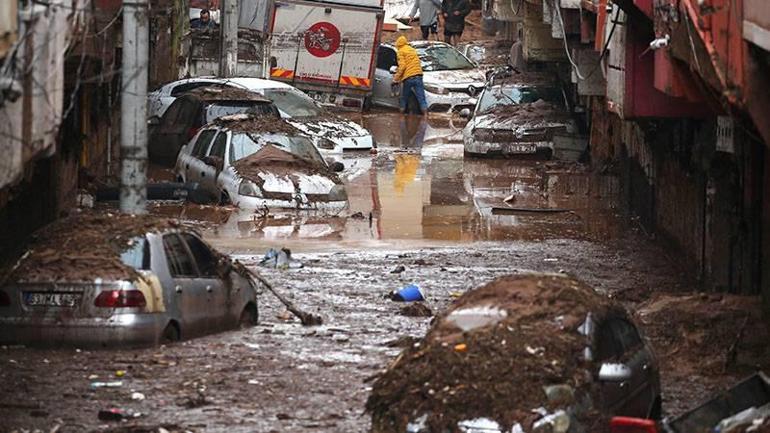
[470, 101, 570, 133]
[232, 145, 341, 199]
[424, 69, 486, 86]
[287, 116, 371, 140]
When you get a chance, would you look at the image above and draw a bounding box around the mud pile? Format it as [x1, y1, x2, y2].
[232, 144, 338, 181]
[216, 115, 301, 135]
[186, 86, 268, 102]
[366, 274, 621, 433]
[487, 99, 569, 122]
[0, 211, 184, 283]
[639, 293, 770, 376]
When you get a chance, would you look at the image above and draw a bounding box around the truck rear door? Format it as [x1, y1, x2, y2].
[269, 0, 383, 96]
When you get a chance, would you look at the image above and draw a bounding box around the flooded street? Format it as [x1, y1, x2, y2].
[2, 113, 766, 432]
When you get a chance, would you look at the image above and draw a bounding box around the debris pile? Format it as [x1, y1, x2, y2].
[0, 212, 184, 283]
[367, 274, 622, 433]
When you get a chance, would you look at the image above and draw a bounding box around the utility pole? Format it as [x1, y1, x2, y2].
[120, 0, 149, 214]
[220, 0, 238, 77]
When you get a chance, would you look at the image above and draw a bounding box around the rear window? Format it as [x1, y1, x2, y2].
[170, 81, 220, 97]
[120, 236, 150, 270]
[205, 102, 274, 123]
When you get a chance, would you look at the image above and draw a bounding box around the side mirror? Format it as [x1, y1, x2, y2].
[331, 161, 345, 172]
[459, 108, 471, 118]
[389, 65, 397, 75]
[598, 363, 632, 382]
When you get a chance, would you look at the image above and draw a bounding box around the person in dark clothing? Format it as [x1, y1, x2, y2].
[441, 0, 471, 45]
[191, 9, 218, 30]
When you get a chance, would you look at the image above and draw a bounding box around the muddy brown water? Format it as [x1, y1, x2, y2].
[0, 112, 746, 432]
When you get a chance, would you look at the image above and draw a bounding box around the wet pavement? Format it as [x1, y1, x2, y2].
[1, 112, 762, 432]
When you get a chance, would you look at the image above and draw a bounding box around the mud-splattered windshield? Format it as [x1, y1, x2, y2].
[263, 89, 324, 118]
[230, 132, 325, 165]
[477, 85, 563, 114]
[417, 45, 475, 71]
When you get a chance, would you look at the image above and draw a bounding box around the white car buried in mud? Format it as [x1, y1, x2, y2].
[175, 115, 348, 212]
[462, 72, 583, 159]
[148, 77, 374, 153]
[372, 41, 486, 114]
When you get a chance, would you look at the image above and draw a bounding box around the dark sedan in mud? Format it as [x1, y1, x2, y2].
[0, 213, 259, 347]
[462, 73, 581, 159]
[367, 273, 661, 433]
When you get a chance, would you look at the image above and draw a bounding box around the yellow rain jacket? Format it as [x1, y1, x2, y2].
[393, 36, 423, 83]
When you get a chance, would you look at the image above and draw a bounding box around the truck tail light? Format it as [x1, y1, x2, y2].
[94, 290, 147, 308]
[0, 290, 10, 306]
[610, 417, 658, 433]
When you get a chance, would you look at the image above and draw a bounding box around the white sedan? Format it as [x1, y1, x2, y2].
[148, 77, 374, 153]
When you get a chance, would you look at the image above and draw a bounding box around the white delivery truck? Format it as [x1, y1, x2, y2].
[268, 0, 384, 110]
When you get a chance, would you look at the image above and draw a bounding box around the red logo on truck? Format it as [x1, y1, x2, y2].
[304, 22, 341, 58]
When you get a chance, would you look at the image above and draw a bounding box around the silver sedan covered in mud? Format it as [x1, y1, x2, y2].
[0, 213, 259, 347]
[176, 114, 348, 212]
[462, 73, 581, 159]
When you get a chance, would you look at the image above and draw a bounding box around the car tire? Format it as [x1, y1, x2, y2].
[161, 322, 180, 344]
[239, 303, 259, 328]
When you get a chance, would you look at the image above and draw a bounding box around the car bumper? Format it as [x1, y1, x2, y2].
[425, 92, 476, 114]
[464, 139, 554, 156]
[232, 195, 349, 212]
[0, 313, 168, 348]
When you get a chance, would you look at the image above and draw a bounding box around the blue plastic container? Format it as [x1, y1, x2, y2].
[392, 284, 424, 302]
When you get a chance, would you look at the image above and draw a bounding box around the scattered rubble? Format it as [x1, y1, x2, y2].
[399, 302, 433, 317]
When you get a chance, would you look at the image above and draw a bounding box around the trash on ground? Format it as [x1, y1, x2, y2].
[389, 284, 424, 302]
[98, 408, 142, 421]
[90, 381, 123, 389]
[458, 417, 501, 433]
[130, 392, 146, 401]
[390, 265, 406, 274]
[446, 305, 508, 332]
[399, 302, 433, 317]
[260, 248, 303, 269]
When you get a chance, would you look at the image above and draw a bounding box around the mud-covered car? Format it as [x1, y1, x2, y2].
[373, 41, 486, 114]
[0, 213, 259, 348]
[148, 77, 374, 153]
[462, 73, 578, 159]
[367, 273, 661, 433]
[175, 115, 348, 212]
[148, 86, 279, 166]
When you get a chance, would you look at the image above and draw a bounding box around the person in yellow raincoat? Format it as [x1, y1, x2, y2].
[393, 36, 428, 116]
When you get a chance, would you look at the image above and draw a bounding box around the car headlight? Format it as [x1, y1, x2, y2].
[424, 84, 449, 95]
[317, 137, 336, 150]
[328, 184, 348, 201]
[238, 180, 262, 197]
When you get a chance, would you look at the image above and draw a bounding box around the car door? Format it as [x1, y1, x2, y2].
[373, 46, 399, 108]
[161, 233, 209, 337]
[179, 233, 231, 331]
[596, 317, 658, 418]
[184, 129, 217, 184]
[200, 131, 228, 196]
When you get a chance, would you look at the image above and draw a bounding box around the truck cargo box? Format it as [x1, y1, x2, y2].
[268, 0, 384, 109]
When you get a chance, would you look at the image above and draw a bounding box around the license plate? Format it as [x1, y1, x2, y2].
[505, 144, 537, 154]
[25, 292, 81, 307]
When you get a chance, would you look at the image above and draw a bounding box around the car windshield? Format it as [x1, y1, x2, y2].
[120, 236, 150, 270]
[263, 89, 324, 118]
[206, 102, 273, 122]
[229, 132, 325, 165]
[417, 45, 475, 71]
[477, 85, 564, 113]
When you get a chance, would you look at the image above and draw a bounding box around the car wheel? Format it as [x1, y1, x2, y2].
[161, 322, 180, 344]
[239, 303, 259, 328]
